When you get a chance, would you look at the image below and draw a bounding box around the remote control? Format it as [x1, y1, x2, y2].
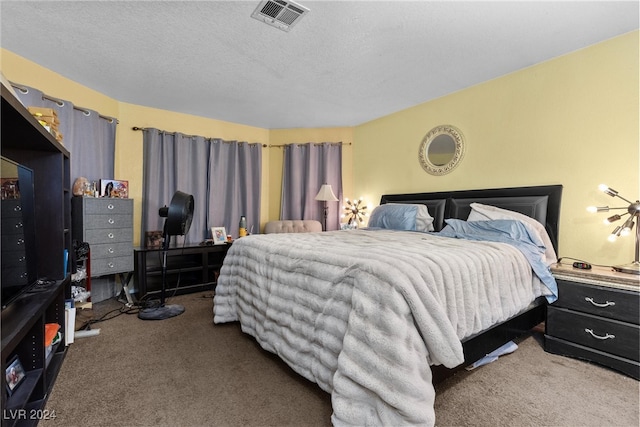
[572, 262, 592, 269]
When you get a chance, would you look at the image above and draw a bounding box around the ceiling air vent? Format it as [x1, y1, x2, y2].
[251, 0, 309, 32]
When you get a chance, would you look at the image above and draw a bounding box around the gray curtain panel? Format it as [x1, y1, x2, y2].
[208, 140, 262, 239]
[281, 143, 343, 231]
[10, 83, 116, 183]
[142, 129, 262, 245]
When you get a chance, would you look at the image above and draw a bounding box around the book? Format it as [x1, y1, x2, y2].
[65, 307, 76, 346]
[44, 323, 60, 347]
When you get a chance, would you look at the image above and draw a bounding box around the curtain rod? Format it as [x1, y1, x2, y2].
[133, 127, 351, 148]
[268, 142, 352, 148]
[10, 83, 118, 124]
[132, 126, 267, 147]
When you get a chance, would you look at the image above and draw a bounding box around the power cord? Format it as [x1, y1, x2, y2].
[77, 302, 139, 331]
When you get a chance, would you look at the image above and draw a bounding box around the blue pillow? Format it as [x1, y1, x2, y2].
[367, 204, 434, 232]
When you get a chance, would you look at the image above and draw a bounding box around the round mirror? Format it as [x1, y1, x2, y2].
[418, 125, 465, 175]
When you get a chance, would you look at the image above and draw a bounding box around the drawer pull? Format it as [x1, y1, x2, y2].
[108, 233, 115, 239]
[108, 248, 114, 254]
[107, 262, 114, 268]
[108, 218, 115, 224]
[107, 204, 115, 210]
[584, 328, 615, 340]
[585, 297, 615, 308]
[13, 205, 21, 212]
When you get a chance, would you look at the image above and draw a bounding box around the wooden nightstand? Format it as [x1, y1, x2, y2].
[545, 264, 639, 379]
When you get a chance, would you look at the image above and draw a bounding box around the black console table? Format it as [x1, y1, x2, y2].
[133, 243, 231, 299]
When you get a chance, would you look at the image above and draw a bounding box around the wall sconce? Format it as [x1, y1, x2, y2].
[587, 184, 640, 275]
[342, 197, 368, 226]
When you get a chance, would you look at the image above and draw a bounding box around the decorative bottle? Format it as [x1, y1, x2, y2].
[239, 216, 247, 237]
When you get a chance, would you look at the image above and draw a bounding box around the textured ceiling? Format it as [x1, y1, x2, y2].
[1, 1, 638, 129]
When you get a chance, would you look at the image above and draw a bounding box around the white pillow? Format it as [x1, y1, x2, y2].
[468, 203, 557, 265]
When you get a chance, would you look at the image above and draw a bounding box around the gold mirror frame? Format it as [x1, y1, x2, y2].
[418, 125, 465, 176]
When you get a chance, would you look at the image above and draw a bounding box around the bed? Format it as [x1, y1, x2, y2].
[213, 184, 563, 426]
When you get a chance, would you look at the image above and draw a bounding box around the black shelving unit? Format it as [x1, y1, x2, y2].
[133, 244, 231, 298]
[1, 86, 72, 426]
[1, 281, 68, 427]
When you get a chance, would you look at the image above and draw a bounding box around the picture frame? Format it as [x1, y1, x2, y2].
[5, 355, 26, 396]
[145, 230, 163, 249]
[211, 227, 227, 245]
[99, 179, 128, 198]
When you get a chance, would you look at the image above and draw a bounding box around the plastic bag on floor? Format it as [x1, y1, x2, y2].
[465, 340, 518, 371]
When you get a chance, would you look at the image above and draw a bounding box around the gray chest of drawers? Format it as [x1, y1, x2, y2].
[72, 197, 133, 277]
[545, 264, 639, 380]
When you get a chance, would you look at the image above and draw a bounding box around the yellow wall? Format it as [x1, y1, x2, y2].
[354, 31, 639, 266]
[2, 30, 638, 267]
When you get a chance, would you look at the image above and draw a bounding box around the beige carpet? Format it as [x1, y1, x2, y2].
[44, 292, 639, 427]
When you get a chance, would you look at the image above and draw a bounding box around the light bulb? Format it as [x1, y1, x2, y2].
[608, 234, 618, 242]
[599, 184, 618, 197]
[621, 217, 635, 235]
[587, 206, 609, 213]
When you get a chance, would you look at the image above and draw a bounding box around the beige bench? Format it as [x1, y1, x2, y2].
[264, 220, 322, 234]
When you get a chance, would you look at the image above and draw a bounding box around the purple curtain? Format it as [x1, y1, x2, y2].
[10, 82, 117, 184]
[281, 143, 343, 231]
[142, 130, 262, 244]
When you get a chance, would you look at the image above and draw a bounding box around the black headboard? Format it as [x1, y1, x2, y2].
[379, 185, 563, 253]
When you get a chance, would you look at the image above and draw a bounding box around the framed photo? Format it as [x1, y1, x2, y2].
[145, 230, 163, 249]
[211, 227, 227, 245]
[99, 179, 129, 198]
[5, 355, 26, 396]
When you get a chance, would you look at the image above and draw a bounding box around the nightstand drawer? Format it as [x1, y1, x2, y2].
[545, 336, 640, 380]
[547, 306, 640, 361]
[555, 279, 639, 324]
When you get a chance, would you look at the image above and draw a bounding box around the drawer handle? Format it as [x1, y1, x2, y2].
[108, 262, 114, 268]
[108, 233, 115, 239]
[108, 204, 114, 210]
[16, 238, 24, 245]
[15, 222, 23, 229]
[584, 328, 615, 340]
[585, 297, 615, 308]
[13, 205, 21, 212]
[108, 248, 114, 254]
[108, 218, 115, 224]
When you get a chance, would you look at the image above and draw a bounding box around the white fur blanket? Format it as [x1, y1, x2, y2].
[213, 229, 547, 426]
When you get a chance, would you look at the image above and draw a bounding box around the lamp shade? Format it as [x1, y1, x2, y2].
[315, 184, 338, 202]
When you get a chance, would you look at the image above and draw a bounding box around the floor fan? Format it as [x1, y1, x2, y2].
[139, 191, 194, 320]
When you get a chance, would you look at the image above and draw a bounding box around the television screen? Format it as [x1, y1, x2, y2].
[1, 156, 38, 309]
